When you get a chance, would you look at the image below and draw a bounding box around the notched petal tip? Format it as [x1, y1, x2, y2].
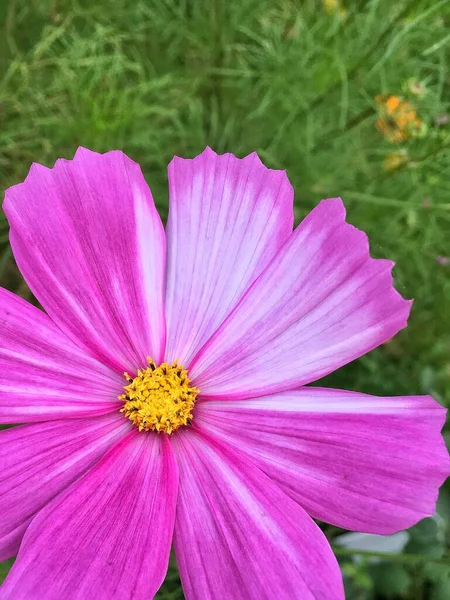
[319, 196, 412, 318]
[73, 145, 102, 160]
[73, 146, 129, 160]
[51, 147, 137, 175]
[168, 146, 292, 178]
[242, 150, 264, 166]
[72, 146, 141, 171]
[168, 146, 217, 168]
[365, 251, 412, 328]
[3, 162, 51, 209]
[4, 147, 137, 204]
[239, 151, 292, 178]
[319, 196, 345, 211]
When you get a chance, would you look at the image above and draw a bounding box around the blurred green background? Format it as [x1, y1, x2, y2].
[0, 0, 449, 598]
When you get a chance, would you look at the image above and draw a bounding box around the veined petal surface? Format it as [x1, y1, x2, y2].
[0, 287, 121, 423]
[0, 413, 130, 560]
[195, 389, 450, 533]
[172, 428, 344, 600]
[4, 148, 166, 372]
[164, 148, 293, 365]
[190, 198, 411, 398]
[0, 431, 178, 600]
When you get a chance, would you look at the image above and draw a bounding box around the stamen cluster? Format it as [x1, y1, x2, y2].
[120, 359, 199, 434]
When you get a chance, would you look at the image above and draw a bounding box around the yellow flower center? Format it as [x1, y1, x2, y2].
[119, 359, 199, 434]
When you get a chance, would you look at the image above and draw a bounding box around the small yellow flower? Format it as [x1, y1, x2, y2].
[383, 150, 408, 172]
[323, 0, 338, 10]
[375, 95, 422, 143]
[322, 0, 346, 20]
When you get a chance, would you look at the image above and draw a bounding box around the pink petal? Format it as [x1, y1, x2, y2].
[190, 198, 411, 398]
[172, 428, 344, 600]
[0, 431, 178, 600]
[4, 147, 166, 373]
[0, 413, 130, 561]
[195, 389, 450, 534]
[0, 287, 122, 423]
[164, 147, 293, 365]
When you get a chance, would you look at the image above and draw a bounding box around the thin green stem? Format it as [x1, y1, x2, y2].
[333, 547, 450, 566]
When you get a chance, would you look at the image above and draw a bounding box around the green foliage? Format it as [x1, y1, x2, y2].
[0, 560, 13, 582]
[0, 0, 449, 598]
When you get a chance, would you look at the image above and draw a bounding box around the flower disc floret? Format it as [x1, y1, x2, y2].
[119, 359, 199, 434]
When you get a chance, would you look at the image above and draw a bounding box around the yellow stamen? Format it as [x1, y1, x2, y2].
[383, 150, 408, 172]
[119, 358, 199, 434]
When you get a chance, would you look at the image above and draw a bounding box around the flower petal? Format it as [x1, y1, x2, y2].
[0, 287, 122, 423]
[164, 147, 293, 365]
[0, 431, 178, 600]
[4, 147, 166, 372]
[172, 428, 344, 600]
[195, 389, 450, 534]
[0, 413, 130, 561]
[190, 198, 411, 398]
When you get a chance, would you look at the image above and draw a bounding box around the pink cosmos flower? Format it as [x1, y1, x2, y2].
[0, 147, 448, 600]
